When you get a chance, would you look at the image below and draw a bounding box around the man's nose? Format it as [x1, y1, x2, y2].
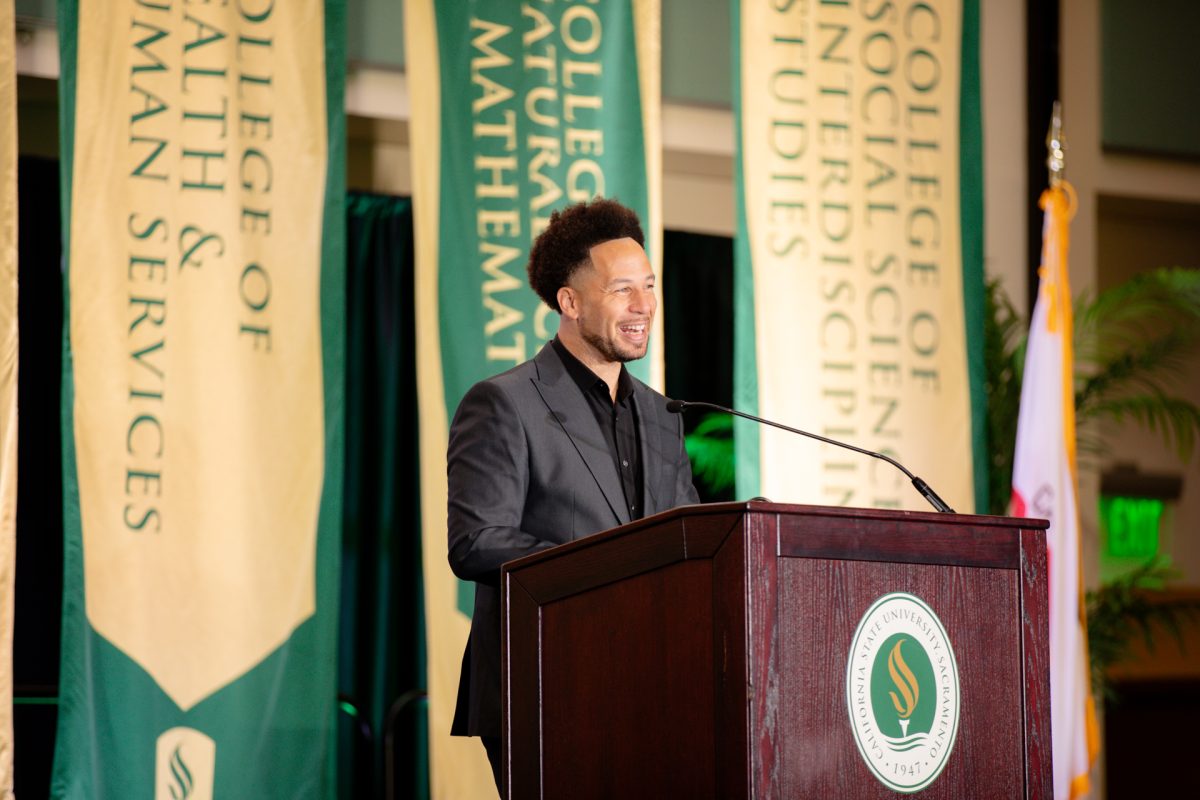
[629, 287, 655, 314]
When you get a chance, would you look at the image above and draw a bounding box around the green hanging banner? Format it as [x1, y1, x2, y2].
[53, 1, 345, 796]
[405, 0, 662, 795]
[732, 0, 987, 512]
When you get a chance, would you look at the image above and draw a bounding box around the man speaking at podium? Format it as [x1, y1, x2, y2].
[446, 198, 700, 791]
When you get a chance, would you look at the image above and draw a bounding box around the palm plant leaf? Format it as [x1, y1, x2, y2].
[684, 412, 735, 494]
[983, 278, 1027, 515]
[1085, 559, 1200, 700]
[1073, 268, 1200, 462]
[1074, 268, 1200, 379]
[1077, 329, 1199, 416]
[1075, 267, 1200, 350]
[1087, 393, 1200, 462]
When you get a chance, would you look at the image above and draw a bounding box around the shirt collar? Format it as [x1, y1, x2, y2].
[552, 337, 635, 404]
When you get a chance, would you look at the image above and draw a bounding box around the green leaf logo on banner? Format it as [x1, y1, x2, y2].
[155, 728, 214, 800]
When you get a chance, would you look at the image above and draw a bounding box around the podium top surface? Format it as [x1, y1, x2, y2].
[502, 500, 1049, 579]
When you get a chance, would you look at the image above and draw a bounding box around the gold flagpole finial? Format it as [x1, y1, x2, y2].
[1046, 100, 1066, 187]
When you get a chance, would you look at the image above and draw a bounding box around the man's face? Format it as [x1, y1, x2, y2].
[563, 237, 657, 365]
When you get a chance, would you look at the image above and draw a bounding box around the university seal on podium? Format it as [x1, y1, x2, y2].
[845, 592, 961, 793]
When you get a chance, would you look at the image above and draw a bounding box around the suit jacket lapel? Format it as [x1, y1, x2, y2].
[632, 388, 664, 516]
[531, 344, 629, 527]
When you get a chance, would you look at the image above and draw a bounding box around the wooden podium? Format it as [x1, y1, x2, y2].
[501, 502, 1052, 799]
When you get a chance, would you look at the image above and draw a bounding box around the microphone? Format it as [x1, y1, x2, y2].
[666, 399, 956, 514]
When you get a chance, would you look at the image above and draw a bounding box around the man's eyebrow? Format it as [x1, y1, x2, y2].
[604, 276, 656, 290]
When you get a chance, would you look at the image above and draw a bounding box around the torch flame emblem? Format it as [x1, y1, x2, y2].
[887, 638, 919, 735]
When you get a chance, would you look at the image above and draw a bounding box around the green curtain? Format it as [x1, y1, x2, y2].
[339, 193, 427, 800]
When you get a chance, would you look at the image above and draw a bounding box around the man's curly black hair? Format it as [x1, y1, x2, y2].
[527, 198, 645, 313]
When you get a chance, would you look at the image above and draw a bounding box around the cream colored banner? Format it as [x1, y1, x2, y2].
[634, 0, 664, 391]
[70, 0, 327, 711]
[0, 0, 18, 794]
[741, 0, 974, 511]
[403, 1, 495, 795]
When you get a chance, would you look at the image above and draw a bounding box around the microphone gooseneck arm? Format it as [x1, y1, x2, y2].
[666, 399, 956, 514]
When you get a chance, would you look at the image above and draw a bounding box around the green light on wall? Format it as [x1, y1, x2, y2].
[1100, 496, 1164, 559]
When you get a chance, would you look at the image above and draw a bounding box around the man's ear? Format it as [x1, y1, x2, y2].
[557, 285, 578, 320]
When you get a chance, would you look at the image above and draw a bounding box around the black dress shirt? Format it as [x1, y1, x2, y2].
[551, 337, 644, 520]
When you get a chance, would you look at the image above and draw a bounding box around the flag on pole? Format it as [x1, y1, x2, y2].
[1011, 181, 1099, 798]
[53, 2, 345, 796]
[0, 1, 18, 794]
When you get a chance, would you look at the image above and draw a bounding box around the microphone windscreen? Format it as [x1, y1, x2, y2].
[665, 399, 687, 414]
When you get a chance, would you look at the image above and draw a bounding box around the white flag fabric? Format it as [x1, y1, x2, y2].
[1011, 183, 1099, 799]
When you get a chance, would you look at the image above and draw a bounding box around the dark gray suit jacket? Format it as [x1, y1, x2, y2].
[447, 342, 700, 737]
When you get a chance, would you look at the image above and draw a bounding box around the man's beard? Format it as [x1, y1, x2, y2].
[581, 325, 647, 364]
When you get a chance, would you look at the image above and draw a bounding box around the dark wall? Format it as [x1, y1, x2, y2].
[13, 155, 64, 799]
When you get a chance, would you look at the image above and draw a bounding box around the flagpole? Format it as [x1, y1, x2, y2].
[1046, 100, 1066, 188]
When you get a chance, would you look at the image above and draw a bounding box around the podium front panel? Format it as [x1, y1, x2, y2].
[773, 559, 1024, 798]
[538, 559, 716, 797]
